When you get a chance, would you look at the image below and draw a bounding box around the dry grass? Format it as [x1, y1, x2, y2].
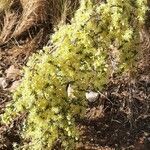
[8, 28, 46, 66]
[0, 0, 12, 12]
[12, 0, 49, 38]
[0, 11, 18, 45]
[0, 0, 79, 71]
[12, 0, 79, 38]
[49, 0, 79, 26]
[0, 0, 79, 48]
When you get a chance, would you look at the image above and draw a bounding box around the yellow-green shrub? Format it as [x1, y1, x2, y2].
[1, 0, 147, 149]
[0, 0, 11, 11]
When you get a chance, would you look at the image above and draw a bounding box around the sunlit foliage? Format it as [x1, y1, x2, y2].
[1, 0, 147, 149]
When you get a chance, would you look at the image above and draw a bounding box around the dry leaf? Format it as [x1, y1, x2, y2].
[5, 65, 21, 80]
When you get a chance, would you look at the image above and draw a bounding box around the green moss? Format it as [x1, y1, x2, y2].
[1, 0, 147, 149]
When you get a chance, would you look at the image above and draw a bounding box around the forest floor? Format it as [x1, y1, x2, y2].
[0, 1, 150, 150]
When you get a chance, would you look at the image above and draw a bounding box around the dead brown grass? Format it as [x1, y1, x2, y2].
[0, 0, 80, 76]
[0, 0, 12, 11]
[49, 0, 79, 26]
[0, 0, 79, 50]
[8, 28, 46, 66]
[0, 11, 18, 45]
[12, 0, 49, 38]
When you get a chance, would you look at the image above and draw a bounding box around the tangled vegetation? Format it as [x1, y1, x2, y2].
[1, 0, 147, 149]
[0, 0, 11, 11]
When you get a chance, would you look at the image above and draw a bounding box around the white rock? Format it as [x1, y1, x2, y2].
[85, 91, 99, 102]
[0, 77, 8, 89]
[67, 84, 76, 99]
